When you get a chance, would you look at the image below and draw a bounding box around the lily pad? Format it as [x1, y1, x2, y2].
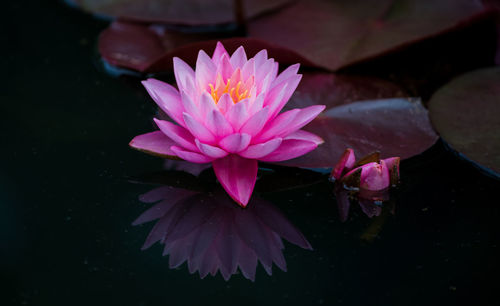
[280, 98, 438, 168]
[99, 29, 313, 72]
[71, 0, 292, 26]
[428, 67, 500, 178]
[248, 0, 490, 71]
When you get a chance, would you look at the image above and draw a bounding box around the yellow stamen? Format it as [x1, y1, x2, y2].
[208, 74, 251, 104]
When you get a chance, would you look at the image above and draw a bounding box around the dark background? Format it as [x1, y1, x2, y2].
[2, 1, 499, 305]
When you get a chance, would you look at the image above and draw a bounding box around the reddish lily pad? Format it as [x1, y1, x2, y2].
[280, 98, 438, 169]
[248, 0, 490, 71]
[98, 22, 221, 72]
[428, 67, 500, 178]
[99, 27, 314, 72]
[72, 0, 292, 26]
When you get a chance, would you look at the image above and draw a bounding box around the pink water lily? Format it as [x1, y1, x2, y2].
[331, 148, 400, 191]
[130, 42, 325, 206]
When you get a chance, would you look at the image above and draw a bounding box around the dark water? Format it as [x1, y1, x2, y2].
[2, 1, 499, 305]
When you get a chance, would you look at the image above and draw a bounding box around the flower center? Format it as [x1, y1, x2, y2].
[208, 74, 250, 104]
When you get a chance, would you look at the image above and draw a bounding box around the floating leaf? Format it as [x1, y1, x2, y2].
[99, 29, 313, 72]
[98, 22, 213, 72]
[428, 67, 500, 178]
[71, 0, 292, 25]
[280, 98, 438, 168]
[248, 0, 490, 71]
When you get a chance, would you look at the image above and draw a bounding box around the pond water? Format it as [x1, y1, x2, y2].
[2, 1, 499, 306]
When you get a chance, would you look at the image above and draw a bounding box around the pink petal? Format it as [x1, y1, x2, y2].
[171, 146, 214, 164]
[263, 80, 287, 109]
[331, 148, 356, 180]
[225, 100, 248, 131]
[247, 93, 265, 116]
[239, 138, 282, 159]
[217, 93, 233, 114]
[253, 49, 268, 69]
[153, 118, 198, 152]
[284, 130, 324, 145]
[255, 59, 276, 91]
[218, 54, 233, 81]
[269, 74, 302, 119]
[272, 63, 300, 87]
[180, 90, 201, 119]
[213, 155, 258, 207]
[142, 79, 184, 126]
[359, 160, 390, 191]
[383, 157, 400, 176]
[259, 139, 317, 162]
[199, 92, 217, 120]
[255, 109, 300, 142]
[183, 112, 216, 144]
[129, 131, 178, 159]
[219, 133, 251, 153]
[206, 109, 234, 138]
[230, 46, 247, 69]
[241, 58, 255, 80]
[383, 156, 401, 184]
[257, 70, 275, 94]
[277, 105, 326, 137]
[173, 57, 196, 93]
[195, 50, 216, 91]
[212, 41, 229, 66]
[240, 107, 270, 137]
[195, 139, 228, 159]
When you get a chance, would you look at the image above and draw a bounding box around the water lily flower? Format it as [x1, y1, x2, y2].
[130, 42, 325, 206]
[331, 148, 400, 191]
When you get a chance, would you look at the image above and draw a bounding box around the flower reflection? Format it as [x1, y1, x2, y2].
[335, 185, 395, 222]
[132, 185, 312, 281]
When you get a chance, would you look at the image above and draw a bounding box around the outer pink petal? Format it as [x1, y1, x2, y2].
[268, 74, 302, 119]
[195, 50, 216, 91]
[206, 109, 234, 138]
[259, 139, 318, 162]
[212, 41, 229, 66]
[240, 107, 269, 137]
[142, 79, 184, 126]
[239, 138, 282, 159]
[359, 161, 390, 191]
[230, 46, 247, 69]
[277, 105, 326, 137]
[331, 148, 356, 180]
[129, 131, 178, 159]
[173, 57, 196, 93]
[213, 155, 258, 207]
[183, 112, 216, 144]
[255, 109, 300, 142]
[195, 139, 228, 159]
[219, 133, 251, 153]
[171, 146, 214, 164]
[153, 118, 198, 152]
[284, 130, 324, 145]
[272, 63, 300, 87]
[263, 81, 287, 109]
